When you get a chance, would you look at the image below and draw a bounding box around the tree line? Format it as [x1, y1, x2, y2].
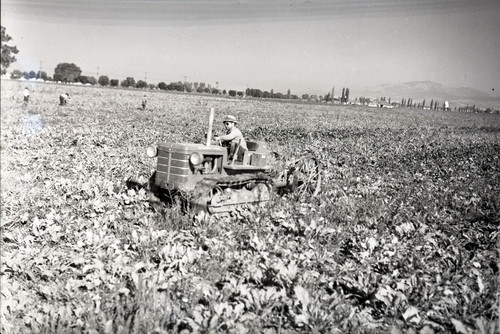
[6, 25, 491, 111]
[2, 26, 355, 102]
[11, 61, 316, 101]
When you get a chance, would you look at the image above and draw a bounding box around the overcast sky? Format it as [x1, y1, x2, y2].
[2, 0, 499, 96]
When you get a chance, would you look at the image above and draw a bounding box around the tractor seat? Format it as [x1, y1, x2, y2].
[246, 141, 260, 152]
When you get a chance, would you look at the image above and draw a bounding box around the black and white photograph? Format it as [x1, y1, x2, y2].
[1, 1, 499, 333]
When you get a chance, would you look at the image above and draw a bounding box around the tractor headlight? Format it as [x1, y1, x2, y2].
[146, 145, 158, 158]
[189, 152, 203, 165]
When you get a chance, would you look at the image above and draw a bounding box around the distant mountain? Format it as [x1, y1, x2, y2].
[355, 81, 500, 110]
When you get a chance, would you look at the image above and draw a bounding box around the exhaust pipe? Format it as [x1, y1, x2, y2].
[206, 107, 214, 146]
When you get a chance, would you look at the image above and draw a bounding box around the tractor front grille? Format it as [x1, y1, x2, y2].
[156, 149, 191, 188]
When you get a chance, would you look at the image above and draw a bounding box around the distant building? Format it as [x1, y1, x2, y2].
[444, 101, 450, 111]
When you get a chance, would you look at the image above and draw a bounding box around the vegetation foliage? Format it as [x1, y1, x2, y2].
[53, 63, 82, 83]
[1, 26, 19, 75]
[1, 80, 498, 334]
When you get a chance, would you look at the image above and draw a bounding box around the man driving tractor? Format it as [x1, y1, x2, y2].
[214, 115, 247, 160]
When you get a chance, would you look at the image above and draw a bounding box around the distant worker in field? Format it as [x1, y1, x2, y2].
[214, 115, 247, 160]
[59, 92, 70, 106]
[23, 87, 30, 104]
[141, 95, 147, 110]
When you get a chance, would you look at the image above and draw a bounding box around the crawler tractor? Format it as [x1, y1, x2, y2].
[146, 108, 321, 216]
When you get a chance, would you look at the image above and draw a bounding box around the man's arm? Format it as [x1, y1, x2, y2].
[219, 128, 240, 141]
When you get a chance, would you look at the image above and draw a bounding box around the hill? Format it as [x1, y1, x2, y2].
[355, 81, 500, 110]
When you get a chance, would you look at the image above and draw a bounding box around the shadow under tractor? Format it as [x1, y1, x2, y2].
[144, 108, 321, 218]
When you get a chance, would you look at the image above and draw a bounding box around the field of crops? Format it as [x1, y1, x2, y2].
[1, 79, 499, 334]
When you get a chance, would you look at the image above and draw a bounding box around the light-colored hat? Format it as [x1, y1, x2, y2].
[222, 115, 237, 123]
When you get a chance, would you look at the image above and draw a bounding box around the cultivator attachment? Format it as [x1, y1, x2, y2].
[273, 155, 322, 198]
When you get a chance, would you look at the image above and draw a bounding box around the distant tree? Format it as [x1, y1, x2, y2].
[302, 94, 309, 100]
[325, 92, 331, 102]
[10, 69, 22, 79]
[158, 82, 167, 90]
[237, 91, 243, 97]
[168, 81, 183, 91]
[1, 26, 19, 75]
[37, 70, 48, 80]
[263, 91, 271, 98]
[77, 76, 86, 84]
[53, 63, 82, 82]
[197, 82, 206, 93]
[136, 80, 148, 89]
[228, 90, 237, 97]
[421, 99, 426, 108]
[28, 70, 36, 79]
[98, 75, 110, 86]
[110, 79, 119, 87]
[222, 89, 227, 95]
[275, 92, 284, 99]
[148, 84, 155, 90]
[88, 76, 97, 85]
[340, 88, 349, 103]
[247, 88, 261, 97]
[287, 89, 291, 99]
[121, 77, 135, 88]
[185, 82, 193, 93]
[77, 75, 95, 84]
[270, 89, 274, 98]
